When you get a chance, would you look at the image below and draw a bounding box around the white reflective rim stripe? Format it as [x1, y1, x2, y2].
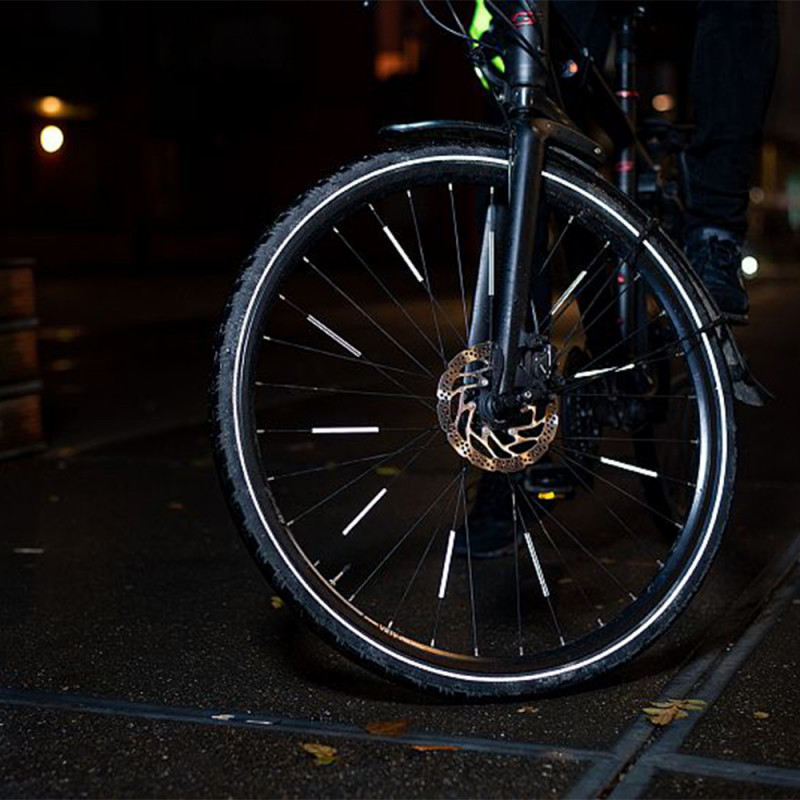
[232, 154, 726, 684]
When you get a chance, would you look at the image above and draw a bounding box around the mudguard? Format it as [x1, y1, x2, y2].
[380, 119, 767, 407]
[380, 118, 605, 170]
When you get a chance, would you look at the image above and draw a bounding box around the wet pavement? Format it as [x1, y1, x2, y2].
[1, 268, 800, 798]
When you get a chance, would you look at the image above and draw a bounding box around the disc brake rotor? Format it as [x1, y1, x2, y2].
[436, 342, 559, 473]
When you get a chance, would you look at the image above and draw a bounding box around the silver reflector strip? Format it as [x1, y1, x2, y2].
[600, 456, 658, 478]
[438, 530, 457, 599]
[306, 314, 362, 358]
[382, 226, 424, 283]
[342, 488, 387, 536]
[523, 531, 550, 598]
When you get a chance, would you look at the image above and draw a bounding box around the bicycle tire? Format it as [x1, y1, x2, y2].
[212, 140, 736, 697]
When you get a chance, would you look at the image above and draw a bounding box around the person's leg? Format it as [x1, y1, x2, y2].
[683, 0, 779, 319]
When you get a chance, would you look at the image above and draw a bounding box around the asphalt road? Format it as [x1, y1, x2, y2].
[1, 267, 799, 798]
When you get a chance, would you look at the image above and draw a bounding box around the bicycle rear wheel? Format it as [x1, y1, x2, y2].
[212, 141, 736, 697]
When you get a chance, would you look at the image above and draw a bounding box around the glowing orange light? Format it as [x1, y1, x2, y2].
[38, 96, 64, 116]
[652, 94, 675, 113]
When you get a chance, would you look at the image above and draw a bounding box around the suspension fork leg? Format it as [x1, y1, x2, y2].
[495, 121, 545, 397]
[492, 0, 549, 400]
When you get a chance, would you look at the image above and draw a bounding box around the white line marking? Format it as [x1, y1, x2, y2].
[438, 530, 457, 599]
[342, 488, 388, 536]
[311, 426, 380, 435]
[600, 456, 658, 479]
[232, 155, 726, 685]
[306, 315, 362, 357]
[13, 547, 44, 555]
[523, 532, 550, 598]
[551, 269, 587, 316]
[382, 226, 424, 282]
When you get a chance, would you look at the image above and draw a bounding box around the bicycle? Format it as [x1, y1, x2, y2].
[211, 0, 765, 697]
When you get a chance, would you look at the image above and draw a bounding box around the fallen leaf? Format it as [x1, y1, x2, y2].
[301, 742, 338, 766]
[411, 745, 462, 752]
[167, 502, 185, 511]
[754, 711, 770, 720]
[271, 595, 285, 610]
[376, 466, 401, 476]
[642, 698, 706, 726]
[516, 705, 539, 715]
[365, 719, 410, 737]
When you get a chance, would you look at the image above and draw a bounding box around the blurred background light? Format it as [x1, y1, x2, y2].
[38, 96, 64, 117]
[651, 93, 675, 112]
[39, 124, 64, 154]
[741, 255, 759, 278]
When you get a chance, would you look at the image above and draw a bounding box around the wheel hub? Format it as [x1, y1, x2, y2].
[436, 342, 559, 473]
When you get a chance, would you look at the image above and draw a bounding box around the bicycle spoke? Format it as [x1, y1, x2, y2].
[513, 473, 638, 602]
[551, 445, 683, 529]
[262, 335, 427, 378]
[511, 488, 524, 655]
[286, 428, 439, 526]
[459, 468, 480, 657]
[510, 479, 602, 630]
[406, 190, 451, 364]
[349, 470, 464, 602]
[536, 213, 577, 277]
[558, 445, 696, 488]
[448, 183, 470, 338]
[256, 381, 430, 402]
[266, 443, 436, 482]
[544, 241, 611, 330]
[304, 256, 435, 378]
[387, 484, 461, 631]
[551, 447, 666, 567]
[333, 224, 445, 365]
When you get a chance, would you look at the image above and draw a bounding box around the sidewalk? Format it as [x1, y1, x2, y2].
[1, 271, 798, 798]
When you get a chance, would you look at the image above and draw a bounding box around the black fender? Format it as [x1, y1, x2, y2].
[646, 227, 770, 407]
[380, 118, 605, 170]
[380, 119, 767, 407]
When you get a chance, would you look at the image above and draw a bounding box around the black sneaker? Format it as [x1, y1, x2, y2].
[455, 462, 576, 559]
[685, 231, 748, 322]
[454, 472, 516, 559]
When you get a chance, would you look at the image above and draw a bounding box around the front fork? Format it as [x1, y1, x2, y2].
[485, 1, 550, 410]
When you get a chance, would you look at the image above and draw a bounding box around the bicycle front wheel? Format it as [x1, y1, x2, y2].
[213, 141, 736, 697]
